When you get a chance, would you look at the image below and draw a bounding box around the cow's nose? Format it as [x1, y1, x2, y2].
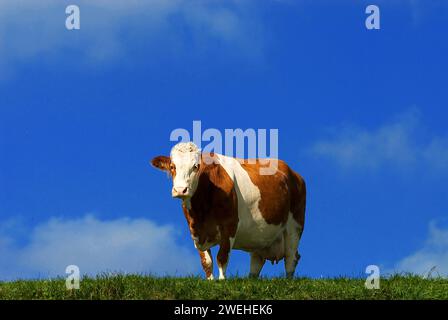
[172, 187, 189, 197]
[178, 187, 188, 194]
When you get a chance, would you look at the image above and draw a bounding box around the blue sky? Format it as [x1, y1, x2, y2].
[1, 0, 448, 280]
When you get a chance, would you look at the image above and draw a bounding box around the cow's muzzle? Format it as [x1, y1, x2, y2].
[172, 186, 191, 198]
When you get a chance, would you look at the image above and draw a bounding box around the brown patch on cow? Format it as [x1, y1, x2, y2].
[240, 159, 306, 229]
[151, 156, 175, 175]
[151, 155, 178, 178]
[289, 169, 306, 228]
[217, 237, 231, 268]
[182, 153, 239, 252]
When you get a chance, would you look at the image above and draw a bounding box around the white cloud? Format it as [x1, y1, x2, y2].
[309, 109, 448, 171]
[0, 0, 264, 76]
[393, 221, 448, 277]
[0, 215, 199, 280]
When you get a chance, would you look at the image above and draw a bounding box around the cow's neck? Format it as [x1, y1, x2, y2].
[181, 168, 213, 226]
[179, 160, 238, 248]
[182, 198, 192, 211]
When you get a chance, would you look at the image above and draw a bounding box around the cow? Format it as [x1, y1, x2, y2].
[150, 142, 306, 280]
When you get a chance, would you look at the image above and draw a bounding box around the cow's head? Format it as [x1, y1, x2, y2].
[151, 142, 202, 199]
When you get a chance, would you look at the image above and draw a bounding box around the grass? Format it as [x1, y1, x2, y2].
[0, 274, 447, 300]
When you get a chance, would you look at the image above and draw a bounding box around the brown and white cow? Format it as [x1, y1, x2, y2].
[151, 142, 306, 280]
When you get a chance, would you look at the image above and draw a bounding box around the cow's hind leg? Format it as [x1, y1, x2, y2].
[249, 252, 265, 278]
[284, 216, 303, 278]
[199, 249, 214, 280]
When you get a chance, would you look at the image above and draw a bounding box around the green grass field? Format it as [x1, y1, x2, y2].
[1, 275, 447, 300]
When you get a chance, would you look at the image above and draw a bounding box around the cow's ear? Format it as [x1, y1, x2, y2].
[151, 156, 171, 171]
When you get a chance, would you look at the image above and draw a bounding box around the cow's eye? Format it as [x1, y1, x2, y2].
[170, 164, 175, 171]
[193, 164, 200, 171]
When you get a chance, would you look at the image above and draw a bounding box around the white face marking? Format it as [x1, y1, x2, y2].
[170, 150, 200, 198]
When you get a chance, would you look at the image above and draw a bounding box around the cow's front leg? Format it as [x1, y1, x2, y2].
[198, 249, 214, 280]
[217, 237, 234, 280]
